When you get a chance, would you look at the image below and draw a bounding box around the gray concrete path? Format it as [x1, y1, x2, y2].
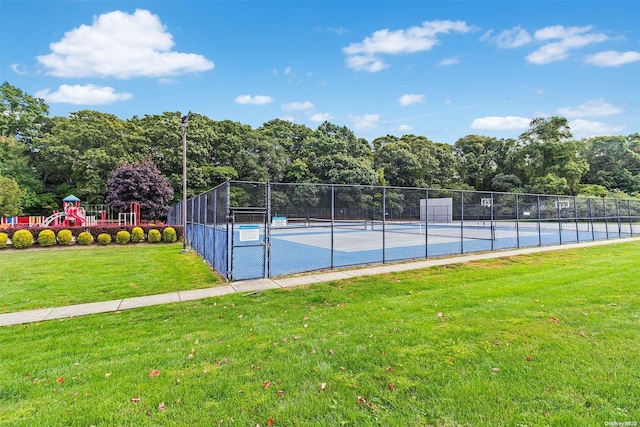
[2, 237, 638, 327]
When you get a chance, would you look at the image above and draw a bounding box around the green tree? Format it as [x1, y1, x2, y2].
[258, 119, 313, 182]
[33, 111, 131, 203]
[516, 117, 588, 195]
[0, 82, 50, 144]
[453, 135, 515, 190]
[0, 174, 24, 217]
[302, 122, 377, 185]
[0, 136, 52, 213]
[581, 134, 640, 194]
[373, 139, 422, 187]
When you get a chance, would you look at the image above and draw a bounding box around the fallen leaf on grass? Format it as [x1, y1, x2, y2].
[267, 419, 274, 426]
[104, 373, 111, 378]
[277, 390, 284, 396]
[385, 366, 393, 372]
[149, 370, 160, 377]
[491, 368, 500, 373]
[320, 383, 326, 391]
[358, 396, 367, 405]
[158, 402, 166, 411]
[550, 317, 560, 324]
[437, 312, 444, 321]
[264, 381, 271, 389]
[57, 377, 64, 384]
[388, 383, 395, 390]
[525, 356, 533, 361]
[131, 396, 140, 403]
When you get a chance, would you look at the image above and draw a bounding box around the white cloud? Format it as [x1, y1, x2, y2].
[34, 84, 133, 105]
[310, 112, 333, 122]
[345, 55, 389, 72]
[557, 99, 624, 118]
[284, 67, 292, 75]
[485, 26, 533, 48]
[443, 99, 452, 106]
[343, 20, 475, 72]
[398, 94, 425, 106]
[585, 50, 640, 66]
[350, 114, 380, 129]
[526, 25, 608, 64]
[570, 119, 626, 138]
[36, 9, 214, 79]
[395, 124, 413, 132]
[235, 95, 273, 105]
[437, 57, 460, 66]
[328, 27, 348, 36]
[282, 101, 314, 111]
[10, 63, 28, 75]
[470, 116, 531, 130]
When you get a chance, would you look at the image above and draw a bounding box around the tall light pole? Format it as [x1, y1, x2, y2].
[181, 112, 190, 253]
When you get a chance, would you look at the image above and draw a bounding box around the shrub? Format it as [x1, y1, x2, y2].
[77, 231, 93, 245]
[97, 233, 112, 245]
[0, 232, 7, 249]
[57, 229, 74, 245]
[162, 227, 177, 243]
[147, 229, 161, 243]
[38, 229, 56, 247]
[116, 230, 131, 245]
[131, 226, 145, 243]
[12, 229, 34, 249]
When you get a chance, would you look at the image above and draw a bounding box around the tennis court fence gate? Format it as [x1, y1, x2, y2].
[168, 181, 640, 281]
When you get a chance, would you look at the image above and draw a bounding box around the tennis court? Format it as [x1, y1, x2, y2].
[170, 181, 640, 280]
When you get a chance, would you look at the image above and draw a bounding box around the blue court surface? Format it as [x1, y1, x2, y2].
[218, 221, 631, 280]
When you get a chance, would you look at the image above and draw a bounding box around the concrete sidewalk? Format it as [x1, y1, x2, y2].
[2, 237, 638, 327]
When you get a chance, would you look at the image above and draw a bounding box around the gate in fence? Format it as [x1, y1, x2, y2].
[229, 207, 269, 280]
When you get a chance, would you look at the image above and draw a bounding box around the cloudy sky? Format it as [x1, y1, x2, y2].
[1, 0, 638, 143]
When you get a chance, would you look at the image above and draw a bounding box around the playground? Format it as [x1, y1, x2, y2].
[0, 195, 141, 228]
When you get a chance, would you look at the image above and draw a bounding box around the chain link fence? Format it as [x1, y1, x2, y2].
[168, 181, 640, 281]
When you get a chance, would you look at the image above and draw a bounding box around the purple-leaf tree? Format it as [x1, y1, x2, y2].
[105, 158, 174, 220]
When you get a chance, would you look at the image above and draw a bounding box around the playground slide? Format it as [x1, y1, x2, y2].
[41, 211, 66, 227]
[67, 212, 85, 225]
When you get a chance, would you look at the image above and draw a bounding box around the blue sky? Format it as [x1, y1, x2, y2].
[1, 0, 639, 144]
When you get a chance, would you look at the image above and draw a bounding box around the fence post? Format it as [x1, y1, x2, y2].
[515, 193, 520, 248]
[330, 185, 335, 270]
[490, 192, 495, 251]
[588, 198, 594, 241]
[460, 191, 464, 254]
[603, 199, 609, 239]
[425, 189, 429, 259]
[266, 181, 271, 278]
[382, 187, 386, 264]
[226, 180, 232, 280]
[629, 199, 634, 237]
[537, 195, 542, 246]
[574, 196, 579, 243]
[616, 199, 621, 238]
[556, 196, 563, 245]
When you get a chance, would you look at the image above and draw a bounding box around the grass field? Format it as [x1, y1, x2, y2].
[0, 243, 221, 312]
[0, 242, 639, 426]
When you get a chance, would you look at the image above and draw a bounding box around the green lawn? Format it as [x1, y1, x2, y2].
[0, 243, 221, 312]
[0, 242, 638, 426]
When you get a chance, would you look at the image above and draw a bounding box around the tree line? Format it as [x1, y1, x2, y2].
[1, 82, 639, 219]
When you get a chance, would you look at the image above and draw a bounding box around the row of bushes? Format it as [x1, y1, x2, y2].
[0, 227, 179, 249]
[0, 224, 183, 240]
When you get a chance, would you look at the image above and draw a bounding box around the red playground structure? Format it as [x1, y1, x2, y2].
[45, 195, 87, 226]
[0, 195, 141, 228]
